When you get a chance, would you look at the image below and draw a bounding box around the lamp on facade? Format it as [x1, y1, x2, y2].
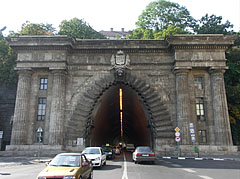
[37, 127, 43, 160]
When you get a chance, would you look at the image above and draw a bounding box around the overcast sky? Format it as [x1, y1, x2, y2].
[1, 0, 239, 35]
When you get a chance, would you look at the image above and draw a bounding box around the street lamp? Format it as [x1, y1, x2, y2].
[37, 127, 43, 160]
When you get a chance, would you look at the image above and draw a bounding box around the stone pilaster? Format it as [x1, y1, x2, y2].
[209, 68, 233, 145]
[10, 70, 32, 144]
[48, 70, 66, 145]
[174, 68, 191, 144]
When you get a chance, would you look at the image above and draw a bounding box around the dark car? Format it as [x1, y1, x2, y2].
[132, 146, 156, 164]
[102, 145, 115, 159]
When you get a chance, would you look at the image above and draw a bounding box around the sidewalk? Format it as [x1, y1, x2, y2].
[0, 157, 52, 167]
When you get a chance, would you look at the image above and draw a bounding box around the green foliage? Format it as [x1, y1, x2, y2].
[58, 18, 106, 39]
[193, 14, 233, 34]
[19, 21, 56, 35]
[225, 34, 240, 145]
[136, 0, 195, 31]
[154, 25, 189, 39]
[0, 35, 17, 85]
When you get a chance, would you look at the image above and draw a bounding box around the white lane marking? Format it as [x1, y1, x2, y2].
[198, 175, 214, 179]
[121, 152, 128, 179]
[182, 168, 196, 173]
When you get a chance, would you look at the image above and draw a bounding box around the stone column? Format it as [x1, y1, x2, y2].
[209, 68, 233, 145]
[10, 70, 32, 144]
[174, 68, 191, 144]
[48, 70, 66, 145]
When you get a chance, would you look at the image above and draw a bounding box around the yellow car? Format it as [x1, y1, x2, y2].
[37, 153, 93, 179]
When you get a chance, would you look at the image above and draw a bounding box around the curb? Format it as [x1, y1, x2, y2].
[160, 156, 239, 161]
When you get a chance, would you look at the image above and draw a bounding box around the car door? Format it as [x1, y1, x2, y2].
[81, 154, 90, 178]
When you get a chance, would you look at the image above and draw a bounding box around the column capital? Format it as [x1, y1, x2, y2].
[173, 66, 192, 74]
[208, 67, 228, 74]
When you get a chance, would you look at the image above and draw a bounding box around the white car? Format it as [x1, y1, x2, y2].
[82, 147, 107, 167]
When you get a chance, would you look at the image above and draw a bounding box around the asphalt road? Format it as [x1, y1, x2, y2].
[0, 151, 240, 179]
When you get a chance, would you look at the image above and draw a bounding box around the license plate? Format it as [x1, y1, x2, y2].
[142, 154, 149, 156]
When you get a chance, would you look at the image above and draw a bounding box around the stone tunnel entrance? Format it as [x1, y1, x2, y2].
[89, 84, 152, 148]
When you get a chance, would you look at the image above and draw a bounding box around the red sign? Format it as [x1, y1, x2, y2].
[175, 136, 181, 142]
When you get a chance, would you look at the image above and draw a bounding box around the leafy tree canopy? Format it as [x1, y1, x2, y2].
[0, 33, 17, 84]
[58, 18, 106, 39]
[18, 21, 56, 35]
[136, 0, 195, 31]
[193, 14, 234, 34]
[154, 25, 189, 39]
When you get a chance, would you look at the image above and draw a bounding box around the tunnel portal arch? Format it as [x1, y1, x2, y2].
[66, 71, 175, 150]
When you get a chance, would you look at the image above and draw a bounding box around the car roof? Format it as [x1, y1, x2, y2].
[57, 153, 82, 156]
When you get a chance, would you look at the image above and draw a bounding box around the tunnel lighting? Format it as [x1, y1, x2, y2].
[120, 112, 123, 137]
[119, 88, 123, 138]
[119, 88, 123, 110]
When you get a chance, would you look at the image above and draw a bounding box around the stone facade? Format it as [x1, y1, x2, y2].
[5, 35, 237, 156]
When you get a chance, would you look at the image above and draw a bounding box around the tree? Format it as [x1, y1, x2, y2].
[225, 34, 240, 145]
[193, 14, 233, 34]
[136, 0, 195, 31]
[58, 18, 105, 39]
[0, 32, 17, 84]
[19, 21, 56, 35]
[154, 25, 188, 39]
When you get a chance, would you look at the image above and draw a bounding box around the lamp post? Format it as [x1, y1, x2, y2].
[37, 127, 43, 160]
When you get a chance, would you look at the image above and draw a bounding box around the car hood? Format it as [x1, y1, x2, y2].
[83, 154, 101, 160]
[38, 166, 78, 177]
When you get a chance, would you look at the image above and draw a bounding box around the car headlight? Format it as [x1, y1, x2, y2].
[95, 157, 101, 161]
[38, 177, 46, 179]
[63, 176, 74, 179]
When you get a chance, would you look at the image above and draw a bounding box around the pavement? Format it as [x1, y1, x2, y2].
[0, 153, 240, 167]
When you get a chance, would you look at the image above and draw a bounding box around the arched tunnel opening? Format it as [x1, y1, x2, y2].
[90, 84, 152, 148]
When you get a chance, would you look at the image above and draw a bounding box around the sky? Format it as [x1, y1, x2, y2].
[0, 0, 239, 35]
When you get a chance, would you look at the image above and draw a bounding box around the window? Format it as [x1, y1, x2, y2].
[37, 98, 46, 121]
[196, 98, 205, 121]
[198, 130, 207, 144]
[194, 77, 203, 90]
[40, 78, 48, 90]
[36, 127, 43, 143]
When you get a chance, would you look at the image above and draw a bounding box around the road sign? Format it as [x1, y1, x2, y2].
[175, 127, 180, 132]
[189, 123, 196, 143]
[175, 136, 181, 142]
[175, 131, 180, 137]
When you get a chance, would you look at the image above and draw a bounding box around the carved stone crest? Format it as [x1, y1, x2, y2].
[110, 50, 130, 81]
[110, 50, 130, 68]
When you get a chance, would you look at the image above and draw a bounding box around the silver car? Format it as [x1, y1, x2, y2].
[132, 146, 156, 164]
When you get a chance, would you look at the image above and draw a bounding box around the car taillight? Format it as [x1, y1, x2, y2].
[136, 154, 142, 156]
[149, 154, 155, 157]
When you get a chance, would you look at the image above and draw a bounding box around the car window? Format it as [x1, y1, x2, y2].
[136, 147, 152, 152]
[50, 155, 81, 167]
[82, 148, 100, 154]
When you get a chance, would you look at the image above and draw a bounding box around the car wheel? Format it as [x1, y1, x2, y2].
[134, 161, 138, 164]
[87, 169, 93, 179]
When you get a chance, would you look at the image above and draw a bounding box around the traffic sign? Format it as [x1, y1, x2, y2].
[175, 127, 180, 132]
[175, 131, 180, 137]
[175, 136, 181, 142]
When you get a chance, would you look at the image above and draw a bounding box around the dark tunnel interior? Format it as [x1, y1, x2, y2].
[90, 84, 151, 147]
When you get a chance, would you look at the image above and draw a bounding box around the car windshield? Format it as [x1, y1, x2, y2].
[82, 148, 100, 154]
[136, 147, 152, 153]
[49, 155, 81, 167]
[102, 146, 113, 152]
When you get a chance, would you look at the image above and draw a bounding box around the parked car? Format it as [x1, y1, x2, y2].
[82, 147, 106, 167]
[132, 146, 156, 164]
[102, 145, 115, 159]
[37, 153, 93, 179]
[126, 143, 135, 152]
